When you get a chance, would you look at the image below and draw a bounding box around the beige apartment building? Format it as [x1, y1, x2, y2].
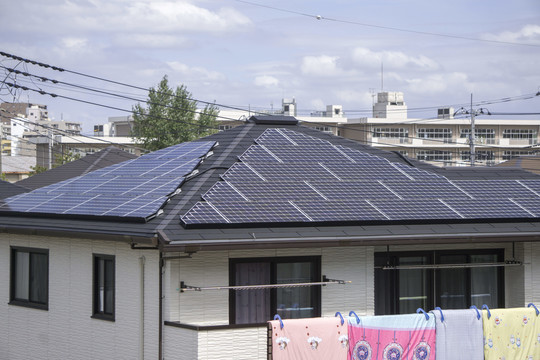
[213, 93, 539, 167]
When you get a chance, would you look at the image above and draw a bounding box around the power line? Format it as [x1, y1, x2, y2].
[232, 0, 540, 48]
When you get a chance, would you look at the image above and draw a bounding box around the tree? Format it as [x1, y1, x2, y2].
[131, 75, 219, 151]
[53, 150, 81, 168]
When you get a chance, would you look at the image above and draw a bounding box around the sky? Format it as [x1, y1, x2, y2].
[1, 0, 539, 134]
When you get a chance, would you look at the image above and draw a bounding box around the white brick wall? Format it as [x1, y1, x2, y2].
[0, 234, 160, 360]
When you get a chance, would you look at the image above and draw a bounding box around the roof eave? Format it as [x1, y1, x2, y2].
[160, 230, 540, 252]
[1, 225, 158, 245]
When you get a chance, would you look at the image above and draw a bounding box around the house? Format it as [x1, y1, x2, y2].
[0, 155, 36, 182]
[1, 115, 540, 359]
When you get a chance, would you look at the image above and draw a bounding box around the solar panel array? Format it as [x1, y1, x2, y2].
[181, 128, 540, 226]
[0, 141, 216, 220]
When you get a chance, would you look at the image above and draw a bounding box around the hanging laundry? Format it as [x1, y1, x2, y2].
[431, 309, 483, 360]
[269, 317, 348, 360]
[482, 307, 540, 360]
[348, 313, 436, 360]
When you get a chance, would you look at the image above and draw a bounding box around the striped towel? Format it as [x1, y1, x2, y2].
[431, 309, 483, 360]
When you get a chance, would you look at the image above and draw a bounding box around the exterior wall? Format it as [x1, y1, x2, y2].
[164, 246, 374, 326]
[163, 246, 373, 360]
[0, 233, 160, 360]
[524, 242, 540, 304]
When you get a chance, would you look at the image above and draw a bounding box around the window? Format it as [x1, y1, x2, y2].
[93, 254, 115, 320]
[219, 124, 233, 131]
[460, 151, 494, 162]
[373, 128, 409, 138]
[229, 257, 321, 324]
[314, 126, 332, 133]
[417, 128, 452, 140]
[502, 151, 535, 160]
[416, 150, 452, 162]
[374, 249, 504, 315]
[10, 247, 49, 309]
[502, 129, 536, 139]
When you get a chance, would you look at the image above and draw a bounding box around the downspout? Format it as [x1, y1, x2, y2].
[159, 251, 163, 360]
[139, 255, 146, 360]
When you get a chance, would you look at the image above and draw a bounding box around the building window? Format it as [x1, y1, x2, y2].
[374, 249, 504, 315]
[373, 128, 409, 138]
[219, 125, 233, 131]
[418, 128, 452, 140]
[416, 150, 452, 162]
[502, 129, 536, 139]
[10, 247, 49, 309]
[229, 257, 321, 325]
[460, 151, 495, 162]
[502, 151, 535, 160]
[93, 254, 115, 320]
[314, 126, 332, 133]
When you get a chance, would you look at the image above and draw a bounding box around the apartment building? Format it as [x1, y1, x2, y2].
[342, 92, 540, 166]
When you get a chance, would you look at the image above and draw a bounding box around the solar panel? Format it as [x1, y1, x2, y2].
[210, 201, 309, 223]
[384, 181, 471, 199]
[220, 163, 266, 182]
[229, 181, 325, 202]
[452, 180, 537, 199]
[181, 202, 228, 225]
[238, 145, 281, 163]
[391, 163, 446, 181]
[510, 198, 540, 216]
[370, 199, 462, 220]
[262, 145, 354, 163]
[248, 163, 338, 182]
[443, 198, 532, 218]
[308, 181, 398, 200]
[0, 141, 216, 220]
[294, 200, 388, 221]
[324, 163, 411, 181]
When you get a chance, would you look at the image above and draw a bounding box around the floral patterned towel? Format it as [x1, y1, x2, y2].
[269, 317, 348, 360]
[482, 307, 540, 360]
[347, 313, 436, 360]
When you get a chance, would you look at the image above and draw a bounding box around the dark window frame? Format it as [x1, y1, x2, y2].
[9, 246, 49, 310]
[92, 254, 115, 321]
[229, 256, 321, 325]
[375, 249, 504, 315]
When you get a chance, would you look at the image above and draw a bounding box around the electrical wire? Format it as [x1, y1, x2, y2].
[232, 0, 540, 48]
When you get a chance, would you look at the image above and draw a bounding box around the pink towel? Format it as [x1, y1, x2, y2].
[269, 317, 349, 360]
[348, 313, 436, 360]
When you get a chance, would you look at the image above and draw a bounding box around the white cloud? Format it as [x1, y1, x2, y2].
[167, 61, 226, 82]
[406, 72, 469, 94]
[301, 55, 341, 76]
[351, 47, 439, 71]
[254, 75, 279, 88]
[483, 24, 540, 44]
[60, 37, 88, 50]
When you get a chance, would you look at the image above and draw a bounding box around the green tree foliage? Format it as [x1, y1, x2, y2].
[53, 150, 81, 168]
[29, 164, 47, 176]
[131, 75, 219, 151]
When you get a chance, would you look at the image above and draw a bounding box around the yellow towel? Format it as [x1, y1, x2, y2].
[482, 307, 540, 360]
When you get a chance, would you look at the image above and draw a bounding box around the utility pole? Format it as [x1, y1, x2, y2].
[454, 94, 491, 166]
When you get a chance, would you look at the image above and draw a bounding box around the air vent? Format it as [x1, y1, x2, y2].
[248, 115, 298, 125]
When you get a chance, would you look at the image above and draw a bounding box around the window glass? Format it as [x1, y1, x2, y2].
[14, 251, 29, 300]
[470, 254, 499, 308]
[276, 262, 314, 319]
[11, 248, 48, 308]
[398, 256, 429, 314]
[94, 255, 115, 319]
[231, 257, 320, 324]
[234, 262, 270, 324]
[438, 255, 467, 309]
